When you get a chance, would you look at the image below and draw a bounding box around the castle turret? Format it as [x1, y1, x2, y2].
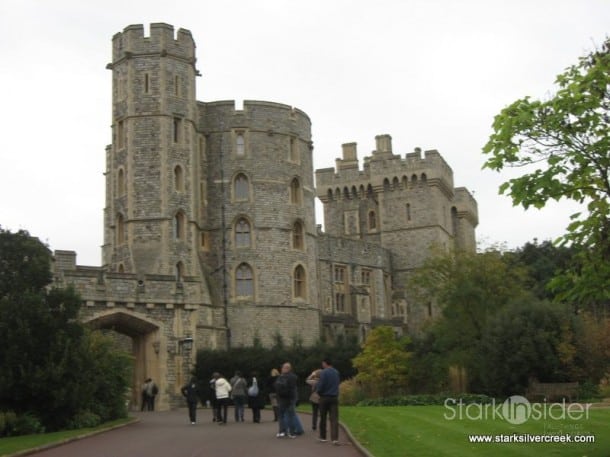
[104, 23, 201, 278]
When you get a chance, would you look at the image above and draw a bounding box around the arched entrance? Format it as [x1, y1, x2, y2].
[84, 311, 164, 411]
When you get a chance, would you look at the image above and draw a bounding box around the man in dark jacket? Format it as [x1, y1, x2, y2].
[274, 362, 298, 438]
[315, 358, 340, 444]
[181, 377, 199, 425]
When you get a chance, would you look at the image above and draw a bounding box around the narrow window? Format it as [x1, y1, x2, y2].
[294, 265, 306, 299]
[383, 178, 390, 191]
[236, 133, 245, 157]
[392, 177, 399, 189]
[118, 263, 125, 273]
[293, 221, 304, 250]
[200, 232, 208, 250]
[117, 120, 125, 149]
[290, 178, 301, 205]
[406, 203, 411, 221]
[144, 73, 150, 94]
[236, 263, 254, 297]
[174, 165, 184, 192]
[116, 213, 125, 244]
[176, 262, 184, 282]
[335, 293, 345, 313]
[174, 74, 179, 96]
[361, 269, 371, 285]
[235, 218, 251, 248]
[117, 168, 125, 196]
[174, 211, 186, 240]
[173, 118, 181, 143]
[200, 182, 207, 208]
[289, 137, 299, 162]
[368, 210, 377, 231]
[234, 174, 249, 201]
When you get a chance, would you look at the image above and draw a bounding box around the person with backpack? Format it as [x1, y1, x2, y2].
[230, 371, 247, 422]
[212, 372, 232, 425]
[274, 362, 298, 438]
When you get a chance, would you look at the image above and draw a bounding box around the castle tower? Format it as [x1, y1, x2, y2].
[103, 23, 201, 278]
[199, 101, 320, 347]
[316, 135, 478, 331]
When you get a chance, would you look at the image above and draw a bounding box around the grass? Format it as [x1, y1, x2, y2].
[0, 417, 135, 457]
[340, 405, 610, 457]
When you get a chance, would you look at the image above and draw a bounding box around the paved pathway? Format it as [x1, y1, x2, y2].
[28, 408, 365, 457]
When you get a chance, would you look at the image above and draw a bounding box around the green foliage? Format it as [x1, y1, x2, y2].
[0, 411, 18, 437]
[0, 227, 130, 431]
[482, 39, 610, 309]
[352, 326, 411, 397]
[66, 411, 101, 430]
[357, 393, 493, 406]
[13, 414, 45, 436]
[338, 379, 366, 406]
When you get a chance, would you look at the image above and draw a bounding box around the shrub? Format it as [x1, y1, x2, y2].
[357, 393, 493, 407]
[0, 411, 17, 437]
[67, 410, 101, 430]
[13, 413, 45, 435]
[339, 379, 365, 406]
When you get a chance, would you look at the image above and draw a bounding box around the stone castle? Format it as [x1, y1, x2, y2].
[52, 23, 478, 409]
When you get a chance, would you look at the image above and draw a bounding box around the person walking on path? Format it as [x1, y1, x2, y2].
[306, 369, 321, 431]
[230, 371, 247, 422]
[142, 378, 158, 411]
[267, 368, 280, 421]
[247, 371, 264, 423]
[315, 359, 340, 445]
[212, 372, 232, 425]
[181, 377, 199, 425]
[275, 362, 298, 438]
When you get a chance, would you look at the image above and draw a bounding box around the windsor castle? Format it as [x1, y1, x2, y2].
[52, 24, 478, 409]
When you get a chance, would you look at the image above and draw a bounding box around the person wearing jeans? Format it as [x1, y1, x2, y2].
[315, 358, 340, 445]
[212, 372, 232, 424]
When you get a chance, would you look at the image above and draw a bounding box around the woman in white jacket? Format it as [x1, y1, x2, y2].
[213, 372, 232, 424]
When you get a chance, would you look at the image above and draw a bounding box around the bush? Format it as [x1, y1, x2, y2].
[13, 413, 45, 435]
[357, 393, 493, 407]
[339, 379, 366, 406]
[0, 411, 17, 437]
[66, 410, 101, 430]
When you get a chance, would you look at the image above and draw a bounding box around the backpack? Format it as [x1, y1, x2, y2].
[275, 375, 291, 398]
[248, 378, 259, 397]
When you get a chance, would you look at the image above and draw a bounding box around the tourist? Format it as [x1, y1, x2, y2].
[315, 358, 340, 445]
[247, 371, 264, 423]
[212, 372, 232, 424]
[267, 368, 280, 421]
[142, 378, 158, 411]
[230, 371, 247, 422]
[306, 369, 321, 431]
[275, 362, 298, 438]
[181, 377, 199, 424]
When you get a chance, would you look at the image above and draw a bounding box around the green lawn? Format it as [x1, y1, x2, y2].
[0, 417, 135, 457]
[340, 405, 610, 457]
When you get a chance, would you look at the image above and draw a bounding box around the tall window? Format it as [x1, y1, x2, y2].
[294, 265, 306, 299]
[173, 117, 181, 143]
[368, 210, 377, 231]
[235, 263, 254, 297]
[234, 173, 249, 201]
[117, 168, 125, 196]
[361, 269, 371, 285]
[144, 73, 150, 94]
[235, 218, 251, 248]
[292, 221, 304, 250]
[334, 265, 347, 313]
[174, 211, 186, 240]
[176, 262, 184, 282]
[116, 213, 125, 244]
[174, 74, 180, 96]
[406, 203, 411, 221]
[289, 137, 299, 162]
[236, 133, 245, 157]
[174, 165, 184, 192]
[290, 178, 301, 205]
[117, 120, 125, 149]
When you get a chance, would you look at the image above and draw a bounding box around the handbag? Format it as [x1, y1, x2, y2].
[248, 378, 259, 397]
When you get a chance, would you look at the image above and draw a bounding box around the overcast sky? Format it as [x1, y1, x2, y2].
[1, 0, 608, 266]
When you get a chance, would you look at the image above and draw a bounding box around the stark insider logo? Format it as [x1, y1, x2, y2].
[444, 395, 591, 425]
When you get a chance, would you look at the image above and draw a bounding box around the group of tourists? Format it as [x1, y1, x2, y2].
[180, 358, 341, 444]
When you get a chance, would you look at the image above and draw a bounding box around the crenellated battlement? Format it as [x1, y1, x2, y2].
[315, 134, 455, 198]
[110, 23, 196, 67]
[453, 187, 479, 226]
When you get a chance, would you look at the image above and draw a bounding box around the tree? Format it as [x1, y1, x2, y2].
[352, 326, 411, 397]
[0, 227, 130, 431]
[482, 38, 610, 309]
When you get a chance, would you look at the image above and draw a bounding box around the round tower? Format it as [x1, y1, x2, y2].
[103, 23, 201, 277]
[200, 100, 320, 347]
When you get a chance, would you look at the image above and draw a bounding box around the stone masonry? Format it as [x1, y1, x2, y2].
[52, 23, 478, 410]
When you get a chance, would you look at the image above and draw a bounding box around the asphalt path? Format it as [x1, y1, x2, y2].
[27, 408, 366, 457]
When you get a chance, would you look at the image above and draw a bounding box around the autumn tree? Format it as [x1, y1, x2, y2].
[352, 326, 411, 397]
[482, 38, 610, 311]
